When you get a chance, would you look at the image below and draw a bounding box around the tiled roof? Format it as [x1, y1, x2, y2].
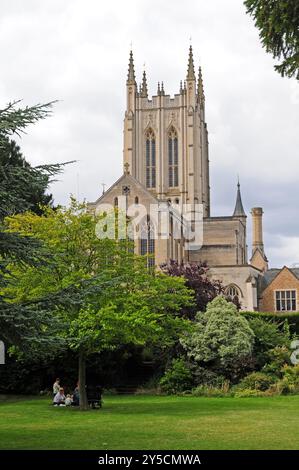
[258, 267, 299, 293]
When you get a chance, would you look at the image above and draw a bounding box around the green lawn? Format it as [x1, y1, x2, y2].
[0, 394, 298, 450]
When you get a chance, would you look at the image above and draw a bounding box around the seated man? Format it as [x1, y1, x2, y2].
[53, 387, 66, 406]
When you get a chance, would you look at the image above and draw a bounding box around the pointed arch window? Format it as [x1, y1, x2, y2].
[225, 284, 242, 303]
[145, 129, 156, 188]
[168, 127, 178, 187]
[140, 216, 155, 268]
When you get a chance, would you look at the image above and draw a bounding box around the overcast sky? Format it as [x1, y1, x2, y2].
[0, 0, 298, 268]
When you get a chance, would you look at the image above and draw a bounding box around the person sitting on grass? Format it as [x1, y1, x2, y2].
[65, 394, 73, 406]
[53, 387, 66, 406]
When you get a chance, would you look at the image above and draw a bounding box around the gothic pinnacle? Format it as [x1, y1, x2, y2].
[140, 70, 148, 98]
[197, 66, 205, 104]
[127, 50, 136, 84]
[187, 45, 196, 80]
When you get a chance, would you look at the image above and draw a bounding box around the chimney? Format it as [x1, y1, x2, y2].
[251, 207, 264, 255]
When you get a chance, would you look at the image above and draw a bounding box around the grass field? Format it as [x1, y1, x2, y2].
[0, 394, 299, 450]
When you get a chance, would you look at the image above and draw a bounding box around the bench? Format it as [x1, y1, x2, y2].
[86, 385, 103, 409]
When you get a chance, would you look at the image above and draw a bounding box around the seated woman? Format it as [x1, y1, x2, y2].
[53, 387, 66, 406]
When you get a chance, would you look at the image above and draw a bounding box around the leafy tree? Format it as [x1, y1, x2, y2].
[5, 201, 193, 409]
[161, 260, 240, 318]
[0, 100, 65, 352]
[180, 296, 255, 381]
[244, 0, 299, 79]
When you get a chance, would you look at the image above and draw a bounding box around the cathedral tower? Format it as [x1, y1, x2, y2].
[123, 46, 210, 217]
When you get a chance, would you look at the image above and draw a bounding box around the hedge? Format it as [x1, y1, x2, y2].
[242, 311, 299, 335]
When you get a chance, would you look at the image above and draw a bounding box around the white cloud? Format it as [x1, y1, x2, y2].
[268, 235, 299, 268]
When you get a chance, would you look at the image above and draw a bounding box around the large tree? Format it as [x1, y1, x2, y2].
[5, 201, 193, 409]
[244, 0, 299, 80]
[0, 100, 65, 352]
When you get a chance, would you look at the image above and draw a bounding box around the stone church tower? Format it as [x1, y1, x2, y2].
[88, 46, 268, 311]
[123, 47, 210, 217]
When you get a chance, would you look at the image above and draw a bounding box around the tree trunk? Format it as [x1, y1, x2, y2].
[78, 349, 88, 411]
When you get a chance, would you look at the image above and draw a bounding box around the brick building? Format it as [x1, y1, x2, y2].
[258, 267, 299, 312]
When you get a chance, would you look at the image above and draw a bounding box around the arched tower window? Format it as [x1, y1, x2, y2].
[140, 216, 155, 268]
[168, 127, 178, 187]
[145, 129, 156, 188]
[114, 197, 118, 207]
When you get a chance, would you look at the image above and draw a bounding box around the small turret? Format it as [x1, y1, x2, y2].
[233, 180, 246, 217]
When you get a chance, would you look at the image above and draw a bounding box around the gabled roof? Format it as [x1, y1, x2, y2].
[258, 266, 299, 293]
[251, 247, 268, 263]
[88, 172, 159, 207]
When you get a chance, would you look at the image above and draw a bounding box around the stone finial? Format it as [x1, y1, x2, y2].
[161, 81, 165, 95]
[157, 82, 161, 95]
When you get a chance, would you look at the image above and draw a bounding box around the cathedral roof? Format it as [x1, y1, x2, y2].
[88, 166, 159, 208]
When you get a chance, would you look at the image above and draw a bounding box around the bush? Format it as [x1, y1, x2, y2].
[191, 382, 231, 397]
[181, 297, 255, 382]
[262, 346, 292, 377]
[190, 365, 226, 388]
[281, 364, 299, 386]
[236, 372, 276, 392]
[234, 389, 264, 398]
[246, 317, 291, 368]
[159, 359, 193, 394]
[242, 311, 299, 336]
